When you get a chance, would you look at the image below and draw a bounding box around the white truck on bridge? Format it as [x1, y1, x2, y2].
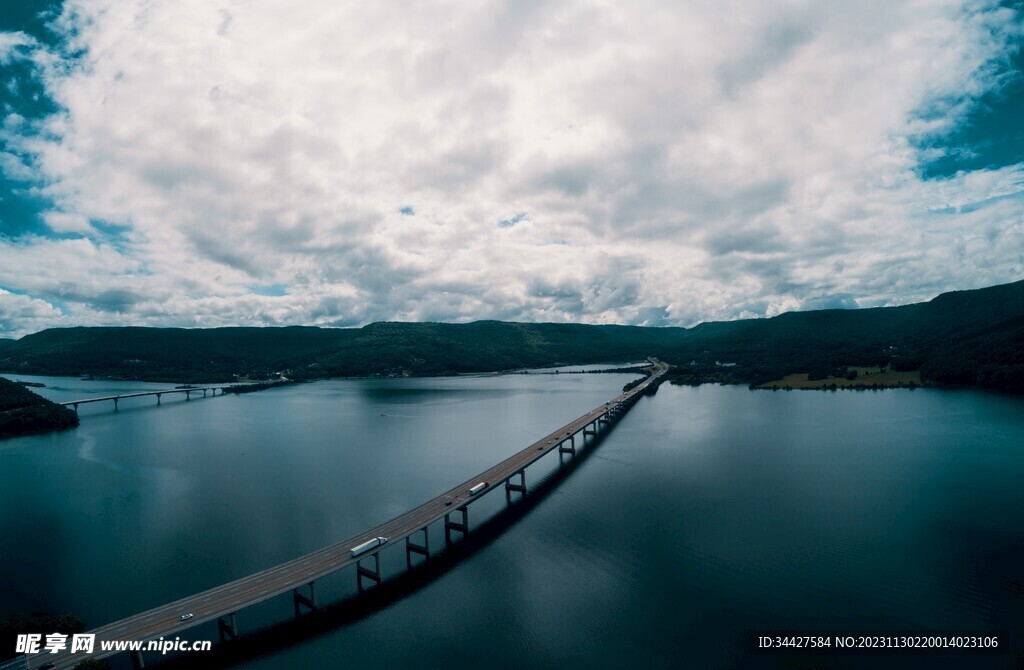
[350, 537, 388, 557]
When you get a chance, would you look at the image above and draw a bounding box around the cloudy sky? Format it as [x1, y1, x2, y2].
[0, 0, 1022, 338]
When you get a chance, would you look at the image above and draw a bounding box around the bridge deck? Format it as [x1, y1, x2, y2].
[60, 387, 226, 406]
[15, 361, 666, 669]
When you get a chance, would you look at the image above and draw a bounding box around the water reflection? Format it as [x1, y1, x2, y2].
[1, 374, 1023, 669]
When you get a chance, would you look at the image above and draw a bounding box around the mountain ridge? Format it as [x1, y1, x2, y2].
[1, 279, 1021, 393]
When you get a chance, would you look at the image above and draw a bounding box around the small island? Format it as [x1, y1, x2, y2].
[0, 377, 79, 439]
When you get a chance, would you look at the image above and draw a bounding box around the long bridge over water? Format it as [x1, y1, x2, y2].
[60, 386, 229, 413]
[8, 360, 668, 669]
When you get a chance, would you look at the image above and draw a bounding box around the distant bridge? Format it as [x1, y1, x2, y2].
[9, 360, 668, 669]
[60, 387, 229, 413]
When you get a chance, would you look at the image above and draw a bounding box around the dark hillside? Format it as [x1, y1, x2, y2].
[658, 279, 1024, 390]
[0, 322, 686, 382]
[0, 326, 356, 382]
[921, 315, 1024, 393]
[0, 279, 1022, 393]
[0, 377, 79, 438]
[316, 321, 685, 376]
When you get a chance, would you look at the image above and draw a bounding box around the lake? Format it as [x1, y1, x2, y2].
[1, 372, 1023, 669]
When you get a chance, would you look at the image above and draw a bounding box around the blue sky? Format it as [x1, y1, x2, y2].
[1, 0, 1022, 338]
[0, 1, 60, 241]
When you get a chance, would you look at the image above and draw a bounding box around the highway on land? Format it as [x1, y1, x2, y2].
[18, 360, 667, 669]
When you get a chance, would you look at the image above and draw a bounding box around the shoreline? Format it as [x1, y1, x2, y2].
[754, 368, 924, 391]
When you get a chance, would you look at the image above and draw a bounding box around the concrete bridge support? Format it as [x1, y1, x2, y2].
[218, 612, 238, 641]
[113, 397, 119, 411]
[185, 391, 191, 401]
[131, 649, 145, 669]
[444, 506, 469, 545]
[357, 554, 381, 592]
[406, 527, 429, 568]
[559, 436, 576, 455]
[583, 422, 596, 436]
[293, 581, 317, 617]
[505, 470, 526, 502]
[156, 393, 162, 405]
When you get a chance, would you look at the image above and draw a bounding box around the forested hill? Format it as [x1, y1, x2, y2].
[0, 322, 684, 382]
[660, 279, 1024, 393]
[0, 377, 79, 438]
[0, 279, 1021, 392]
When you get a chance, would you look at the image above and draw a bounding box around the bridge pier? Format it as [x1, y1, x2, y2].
[113, 397, 119, 411]
[293, 581, 317, 617]
[583, 422, 596, 436]
[444, 506, 469, 545]
[72, 403, 79, 414]
[185, 390, 191, 401]
[131, 649, 146, 669]
[156, 393, 161, 405]
[406, 527, 429, 568]
[505, 470, 526, 502]
[559, 436, 576, 455]
[356, 553, 381, 592]
[218, 612, 238, 641]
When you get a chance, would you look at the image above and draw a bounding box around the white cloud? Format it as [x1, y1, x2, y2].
[0, 32, 36, 65]
[0, 289, 65, 338]
[0, 0, 1021, 337]
[41, 210, 93, 233]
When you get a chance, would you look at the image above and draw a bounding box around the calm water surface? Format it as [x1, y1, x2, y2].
[1, 373, 1023, 669]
